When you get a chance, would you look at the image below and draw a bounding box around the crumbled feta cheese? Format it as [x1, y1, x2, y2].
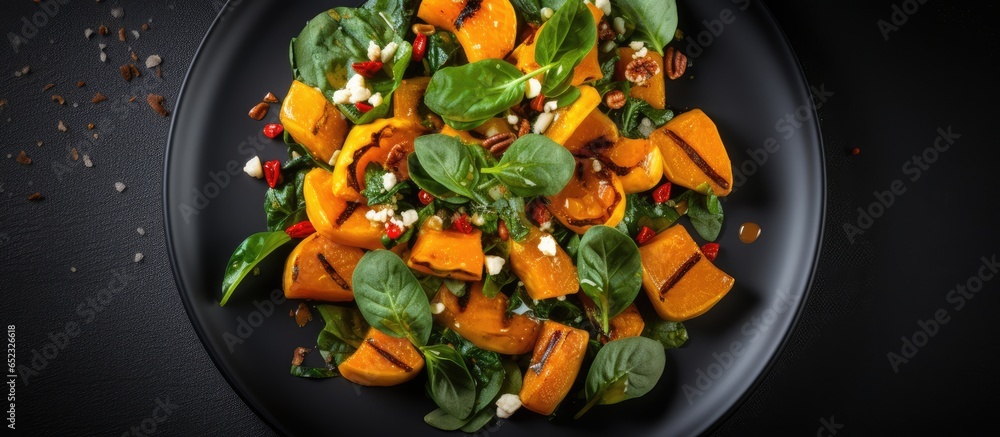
[601, 40, 617, 53]
[332, 89, 352, 105]
[382, 172, 397, 191]
[365, 208, 394, 223]
[539, 220, 554, 233]
[540, 7, 554, 20]
[367, 40, 381, 61]
[484, 255, 506, 276]
[595, 0, 612, 16]
[343, 74, 372, 103]
[592, 159, 603, 172]
[369, 92, 384, 107]
[537, 234, 558, 257]
[389, 218, 405, 229]
[613, 17, 626, 35]
[543, 101, 558, 113]
[471, 213, 485, 226]
[145, 54, 162, 69]
[507, 114, 519, 125]
[496, 394, 522, 419]
[525, 78, 542, 99]
[431, 302, 446, 315]
[557, 295, 566, 301]
[350, 87, 371, 104]
[243, 156, 263, 178]
[400, 209, 419, 227]
[85, 28, 94, 39]
[115, 182, 127, 193]
[629, 41, 645, 51]
[137, 227, 145, 236]
[632, 47, 648, 59]
[380, 42, 398, 63]
[134, 252, 144, 263]
[533, 112, 555, 134]
[328, 150, 341, 166]
[638, 117, 655, 138]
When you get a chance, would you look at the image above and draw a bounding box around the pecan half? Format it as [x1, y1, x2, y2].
[597, 20, 616, 41]
[248, 102, 268, 120]
[664, 47, 688, 80]
[604, 89, 626, 109]
[483, 132, 516, 156]
[517, 119, 531, 137]
[625, 57, 660, 86]
[385, 143, 407, 173]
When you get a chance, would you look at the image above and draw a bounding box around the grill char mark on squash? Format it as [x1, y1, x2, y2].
[664, 129, 730, 190]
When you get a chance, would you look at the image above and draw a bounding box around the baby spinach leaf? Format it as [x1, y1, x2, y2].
[264, 156, 313, 231]
[415, 272, 445, 301]
[424, 31, 462, 75]
[615, 0, 679, 55]
[621, 193, 681, 236]
[575, 337, 666, 418]
[413, 134, 485, 202]
[424, 60, 534, 128]
[220, 231, 292, 306]
[534, 0, 596, 94]
[576, 226, 643, 334]
[609, 98, 674, 139]
[642, 319, 688, 350]
[423, 408, 471, 431]
[352, 250, 433, 346]
[481, 134, 576, 197]
[676, 186, 724, 241]
[289, 365, 339, 378]
[315, 305, 369, 349]
[406, 153, 470, 204]
[361, 163, 411, 205]
[421, 344, 477, 420]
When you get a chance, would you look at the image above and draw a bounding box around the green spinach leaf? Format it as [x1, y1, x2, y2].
[534, 0, 596, 95]
[424, 31, 461, 75]
[621, 193, 681, 236]
[406, 153, 470, 204]
[413, 134, 486, 202]
[642, 319, 688, 349]
[575, 337, 666, 418]
[352, 250, 433, 346]
[576, 226, 643, 334]
[361, 163, 411, 205]
[424, 59, 534, 129]
[220, 231, 292, 306]
[421, 344, 477, 420]
[609, 98, 674, 139]
[289, 365, 339, 378]
[615, 0, 679, 55]
[480, 134, 575, 197]
[675, 186, 724, 241]
[264, 156, 313, 231]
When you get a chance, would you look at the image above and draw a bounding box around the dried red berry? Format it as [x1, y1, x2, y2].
[263, 160, 283, 188]
[636, 226, 656, 245]
[412, 33, 428, 62]
[355, 102, 374, 113]
[351, 60, 384, 78]
[701, 242, 720, 261]
[652, 182, 672, 203]
[386, 222, 404, 239]
[498, 220, 509, 241]
[285, 221, 316, 239]
[263, 123, 284, 139]
[452, 214, 473, 234]
[418, 189, 434, 205]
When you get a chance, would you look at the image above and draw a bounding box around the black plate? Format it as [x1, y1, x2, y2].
[164, 1, 824, 435]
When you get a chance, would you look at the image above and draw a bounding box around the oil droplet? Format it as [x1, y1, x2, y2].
[739, 222, 761, 244]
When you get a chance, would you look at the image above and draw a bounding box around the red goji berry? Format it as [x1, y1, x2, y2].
[355, 102, 374, 113]
[412, 33, 428, 62]
[452, 214, 473, 234]
[386, 222, 403, 239]
[530, 201, 551, 225]
[262, 123, 284, 139]
[418, 189, 434, 205]
[351, 60, 384, 78]
[498, 220, 509, 241]
[263, 160, 283, 188]
[652, 182, 672, 203]
[636, 226, 656, 245]
[285, 221, 316, 239]
[701, 242, 720, 261]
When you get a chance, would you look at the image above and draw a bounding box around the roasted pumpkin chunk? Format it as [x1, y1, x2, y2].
[519, 320, 589, 415]
[543, 85, 601, 147]
[331, 117, 424, 203]
[614, 47, 666, 110]
[283, 233, 364, 302]
[546, 157, 626, 234]
[509, 3, 604, 86]
[339, 327, 425, 386]
[280, 80, 349, 164]
[303, 168, 384, 250]
[393, 76, 432, 125]
[407, 222, 484, 281]
[651, 108, 733, 196]
[508, 226, 579, 300]
[417, 0, 517, 63]
[579, 296, 645, 344]
[432, 281, 542, 355]
[638, 225, 735, 321]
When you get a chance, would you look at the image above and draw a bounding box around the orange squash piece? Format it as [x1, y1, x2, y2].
[282, 233, 364, 302]
[650, 108, 733, 196]
[508, 226, 579, 300]
[614, 48, 666, 110]
[563, 108, 619, 154]
[543, 85, 601, 146]
[546, 158, 626, 234]
[608, 138, 664, 194]
[280, 80, 349, 164]
[509, 3, 603, 86]
[406, 222, 484, 281]
[519, 320, 589, 416]
[331, 117, 424, 203]
[578, 296, 645, 343]
[303, 168, 385, 250]
[338, 327, 425, 386]
[416, 0, 517, 63]
[393, 77, 432, 125]
[638, 225, 735, 321]
[431, 281, 542, 355]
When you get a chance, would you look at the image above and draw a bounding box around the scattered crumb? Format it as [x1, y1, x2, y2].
[70, 148, 79, 161]
[146, 94, 168, 116]
[36, 140, 42, 147]
[263, 92, 279, 103]
[137, 227, 145, 236]
[293, 302, 313, 327]
[70, 267, 77, 273]
[77, 81, 85, 87]
[51, 94, 65, 105]
[57, 120, 67, 132]
[111, 7, 124, 19]
[115, 182, 126, 192]
[43, 83, 55, 91]
[16, 151, 31, 165]
[118, 27, 126, 42]
[85, 28, 94, 39]
[83, 155, 93, 167]
[248, 102, 269, 120]
[27, 192, 43, 201]
[141, 23, 149, 31]
[131, 30, 140, 40]
[87, 123, 95, 130]
[130, 51, 137, 61]
[98, 25, 108, 36]
[145, 54, 161, 69]
[134, 252, 144, 263]
[99, 51, 107, 62]
[92, 92, 107, 103]
[291, 347, 310, 366]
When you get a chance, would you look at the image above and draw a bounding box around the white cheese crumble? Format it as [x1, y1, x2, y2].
[369, 92, 384, 107]
[496, 394, 522, 419]
[595, 0, 612, 16]
[537, 234, 558, 257]
[557, 295, 566, 301]
[525, 78, 542, 99]
[632, 47, 649, 59]
[470, 213, 485, 226]
[346, 74, 371, 103]
[365, 207, 395, 223]
[380, 42, 398, 63]
[400, 209, 420, 227]
[592, 159, 603, 172]
[540, 7, 554, 21]
[638, 117, 655, 138]
[243, 156, 263, 178]
[332, 89, 351, 105]
[613, 17, 626, 35]
[629, 41, 645, 51]
[543, 100, 558, 113]
[539, 220, 554, 233]
[328, 150, 341, 166]
[367, 40, 381, 61]
[533, 112, 555, 134]
[382, 172, 397, 191]
[484, 255, 506, 276]
[507, 114, 519, 125]
[115, 182, 126, 193]
[431, 302, 446, 315]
